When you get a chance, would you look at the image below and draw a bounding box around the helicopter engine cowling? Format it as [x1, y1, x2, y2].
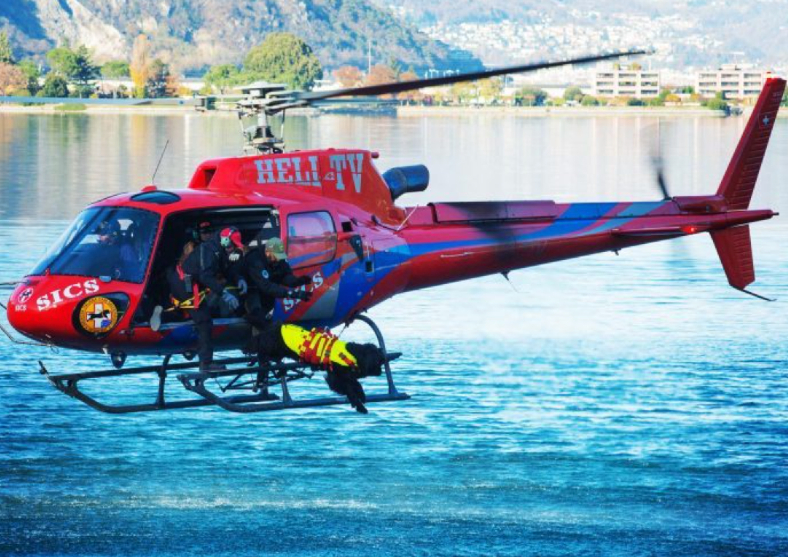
[382, 165, 429, 201]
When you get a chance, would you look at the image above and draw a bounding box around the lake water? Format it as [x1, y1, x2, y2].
[1, 110, 787, 556]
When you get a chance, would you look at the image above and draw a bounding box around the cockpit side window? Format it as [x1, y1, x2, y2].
[30, 207, 160, 283]
[286, 211, 337, 269]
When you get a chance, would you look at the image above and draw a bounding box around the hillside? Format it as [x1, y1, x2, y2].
[376, 0, 788, 68]
[0, 0, 481, 74]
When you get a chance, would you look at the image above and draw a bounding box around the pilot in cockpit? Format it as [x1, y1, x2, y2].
[95, 219, 138, 280]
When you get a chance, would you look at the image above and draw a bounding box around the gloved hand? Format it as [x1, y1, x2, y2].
[294, 275, 312, 287]
[237, 278, 248, 295]
[288, 289, 312, 302]
[222, 290, 240, 311]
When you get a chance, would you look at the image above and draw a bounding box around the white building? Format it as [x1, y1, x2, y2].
[594, 67, 660, 98]
[696, 65, 770, 99]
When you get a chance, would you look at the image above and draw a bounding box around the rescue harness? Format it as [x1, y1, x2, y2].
[280, 324, 358, 370]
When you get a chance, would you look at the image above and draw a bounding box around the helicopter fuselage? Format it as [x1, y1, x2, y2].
[5, 77, 785, 357]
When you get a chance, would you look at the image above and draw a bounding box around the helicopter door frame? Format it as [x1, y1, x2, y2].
[134, 204, 279, 326]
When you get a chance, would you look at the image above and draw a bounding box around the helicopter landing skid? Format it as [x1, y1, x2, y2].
[38, 353, 408, 414]
[37, 316, 410, 414]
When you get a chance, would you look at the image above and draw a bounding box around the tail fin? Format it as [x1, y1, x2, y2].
[711, 225, 755, 289]
[716, 77, 786, 210]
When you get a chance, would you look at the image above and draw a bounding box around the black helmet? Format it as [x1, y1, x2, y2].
[96, 220, 120, 243]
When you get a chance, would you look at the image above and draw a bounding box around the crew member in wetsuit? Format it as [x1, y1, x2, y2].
[196, 221, 213, 244]
[175, 226, 248, 371]
[244, 236, 311, 332]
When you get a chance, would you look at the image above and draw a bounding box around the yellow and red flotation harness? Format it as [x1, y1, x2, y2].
[280, 324, 358, 370]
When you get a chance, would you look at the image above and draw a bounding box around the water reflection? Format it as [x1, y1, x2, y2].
[0, 111, 785, 220]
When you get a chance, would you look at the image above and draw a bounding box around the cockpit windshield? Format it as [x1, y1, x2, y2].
[30, 207, 160, 283]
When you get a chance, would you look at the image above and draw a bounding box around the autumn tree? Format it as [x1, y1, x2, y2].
[244, 33, 323, 90]
[130, 34, 152, 98]
[0, 63, 26, 95]
[450, 81, 477, 104]
[0, 31, 14, 64]
[396, 69, 422, 103]
[478, 78, 503, 103]
[333, 65, 363, 88]
[364, 64, 396, 87]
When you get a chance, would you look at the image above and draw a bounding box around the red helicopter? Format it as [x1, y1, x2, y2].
[2, 50, 784, 414]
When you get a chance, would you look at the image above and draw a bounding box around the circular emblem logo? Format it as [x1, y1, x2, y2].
[17, 287, 33, 304]
[261, 270, 269, 279]
[78, 296, 119, 335]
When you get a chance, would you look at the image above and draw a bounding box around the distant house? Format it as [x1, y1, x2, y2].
[594, 66, 660, 99]
[696, 64, 770, 99]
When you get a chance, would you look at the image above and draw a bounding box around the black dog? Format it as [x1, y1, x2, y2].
[246, 323, 385, 413]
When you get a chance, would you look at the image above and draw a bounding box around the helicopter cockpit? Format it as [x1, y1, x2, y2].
[30, 206, 159, 284]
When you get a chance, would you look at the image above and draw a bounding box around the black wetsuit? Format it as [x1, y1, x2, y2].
[175, 237, 240, 368]
[244, 247, 307, 328]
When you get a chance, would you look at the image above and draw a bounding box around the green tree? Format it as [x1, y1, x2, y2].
[47, 45, 97, 95]
[146, 59, 170, 97]
[627, 97, 645, 106]
[72, 45, 98, 88]
[203, 64, 240, 92]
[564, 86, 583, 102]
[0, 31, 14, 64]
[782, 89, 787, 107]
[17, 59, 40, 95]
[47, 46, 79, 77]
[40, 74, 69, 97]
[101, 60, 130, 79]
[516, 86, 547, 106]
[243, 33, 323, 90]
[581, 95, 600, 106]
[706, 97, 728, 111]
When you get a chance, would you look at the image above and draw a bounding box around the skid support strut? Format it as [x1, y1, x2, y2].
[37, 316, 409, 414]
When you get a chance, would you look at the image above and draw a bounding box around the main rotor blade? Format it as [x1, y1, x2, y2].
[654, 160, 671, 200]
[296, 49, 650, 102]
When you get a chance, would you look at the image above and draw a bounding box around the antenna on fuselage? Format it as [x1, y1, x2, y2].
[151, 139, 170, 185]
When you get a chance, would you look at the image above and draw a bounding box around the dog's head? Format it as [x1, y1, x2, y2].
[345, 342, 385, 378]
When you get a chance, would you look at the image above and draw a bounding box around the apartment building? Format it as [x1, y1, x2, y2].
[696, 65, 769, 99]
[594, 68, 660, 98]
